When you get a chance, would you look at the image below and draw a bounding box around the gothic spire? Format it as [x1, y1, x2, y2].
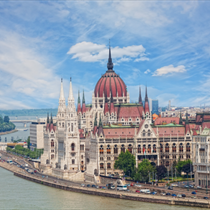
[185, 112, 189, 124]
[68, 77, 74, 101]
[78, 90, 81, 104]
[179, 112, 183, 125]
[82, 90, 85, 104]
[50, 113, 53, 124]
[94, 115, 97, 126]
[145, 86, 148, 102]
[139, 86, 142, 104]
[99, 114, 102, 127]
[47, 113, 49, 124]
[59, 78, 65, 100]
[107, 43, 114, 71]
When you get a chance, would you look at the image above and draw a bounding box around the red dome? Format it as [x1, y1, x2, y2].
[94, 71, 127, 97]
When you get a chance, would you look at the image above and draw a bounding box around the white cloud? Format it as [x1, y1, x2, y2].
[144, 69, 151, 74]
[153, 65, 186, 76]
[67, 42, 147, 63]
[135, 57, 149, 62]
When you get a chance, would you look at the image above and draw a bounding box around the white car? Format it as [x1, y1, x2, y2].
[135, 184, 142, 188]
[197, 186, 202, 189]
[161, 193, 166, 196]
[177, 194, 182, 198]
[171, 184, 178, 187]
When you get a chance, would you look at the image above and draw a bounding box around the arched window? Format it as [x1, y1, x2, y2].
[148, 130, 151, 137]
[46, 159, 49, 164]
[153, 144, 156, 153]
[186, 143, 190, 152]
[114, 145, 118, 154]
[51, 154, 54, 159]
[172, 143, 176, 152]
[138, 145, 141, 153]
[165, 143, 169, 153]
[100, 163, 104, 169]
[81, 161, 84, 164]
[166, 161, 169, 167]
[121, 144, 125, 153]
[71, 143, 75, 151]
[99, 145, 104, 154]
[64, 164, 67, 170]
[179, 143, 183, 152]
[160, 144, 163, 152]
[72, 159, 75, 164]
[142, 130, 146, 137]
[128, 144, 132, 153]
[107, 163, 111, 169]
[148, 144, 151, 153]
[51, 140, 54, 147]
[107, 145, 111, 154]
[62, 122, 64, 128]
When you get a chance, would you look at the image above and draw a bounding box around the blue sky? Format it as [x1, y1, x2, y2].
[0, 0, 210, 109]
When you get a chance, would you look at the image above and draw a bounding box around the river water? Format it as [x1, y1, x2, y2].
[0, 168, 208, 210]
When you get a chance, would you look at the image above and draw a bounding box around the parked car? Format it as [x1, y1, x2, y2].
[161, 193, 166, 196]
[203, 197, 209, 199]
[171, 194, 177, 197]
[110, 185, 115, 190]
[182, 194, 186, 197]
[135, 190, 140, 193]
[171, 184, 178, 187]
[197, 186, 202, 189]
[31, 171, 34, 174]
[189, 185, 194, 188]
[184, 185, 189, 188]
[86, 184, 91, 187]
[91, 185, 96, 188]
[151, 191, 157, 195]
[166, 193, 171, 196]
[34, 170, 37, 173]
[168, 186, 173, 190]
[192, 191, 196, 195]
[130, 183, 135, 186]
[125, 184, 130, 187]
[81, 184, 85, 187]
[177, 194, 182, 198]
[135, 184, 142, 188]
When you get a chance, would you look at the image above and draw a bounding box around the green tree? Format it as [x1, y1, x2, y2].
[4, 116, 10, 123]
[156, 165, 167, 181]
[176, 159, 192, 175]
[182, 163, 193, 175]
[135, 159, 156, 182]
[114, 150, 136, 178]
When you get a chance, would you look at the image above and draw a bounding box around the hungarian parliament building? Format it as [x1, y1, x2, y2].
[40, 47, 208, 180]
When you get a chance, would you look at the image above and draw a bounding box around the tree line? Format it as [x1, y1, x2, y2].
[0, 115, 15, 132]
[114, 150, 193, 182]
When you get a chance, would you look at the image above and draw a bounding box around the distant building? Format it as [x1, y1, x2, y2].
[152, 100, 159, 115]
[30, 122, 45, 150]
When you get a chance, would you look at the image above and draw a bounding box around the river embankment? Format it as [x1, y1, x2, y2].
[0, 161, 210, 208]
[0, 129, 18, 136]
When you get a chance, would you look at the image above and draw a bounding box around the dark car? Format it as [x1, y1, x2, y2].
[87, 184, 91, 187]
[192, 191, 196, 194]
[182, 194, 186, 197]
[203, 197, 209, 199]
[166, 193, 171, 196]
[92, 185, 96, 188]
[171, 194, 177, 197]
[168, 187, 173, 190]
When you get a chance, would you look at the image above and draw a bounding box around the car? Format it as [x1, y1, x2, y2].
[31, 171, 34, 174]
[189, 185, 194, 188]
[34, 170, 37, 173]
[182, 194, 186, 197]
[102, 186, 106, 189]
[191, 196, 196, 199]
[166, 193, 171, 196]
[99, 186, 103, 188]
[168, 186, 173, 190]
[136, 190, 140, 193]
[191, 191, 196, 195]
[125, 184, 130, 187]
[135, 184, 142, 188]
[17, 165, 20, 167]
[184, 185, 189, 188]
[151, 191, 157, 195]
[161, 193, 166, 196]
[110, 185, 115, 190]
[130, 183, 135, 186]
[177, 194, 182, 198]
[171, 184, 178, 187]
[86, 184, 91, 187]
[197, 186, 202, 189]
[92, 184, 96, 188]
[81, 184, 85, 187]
[171, 194, 177, 197]
[203, 197, 209, 199]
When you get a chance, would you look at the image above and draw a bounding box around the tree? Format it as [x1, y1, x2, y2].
[114, 150, 136, 178]
[27, 136, 30, 149]
[156, 165, 167, 181]
[176, 159, 192, 175]
[4, 116, 10, 123]
[135, 159, 156, 182]
[182, 163, 193, 175]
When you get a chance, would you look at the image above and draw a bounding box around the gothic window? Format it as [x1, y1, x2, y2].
[148, 129, 151, 137]
[71, 143, 75, 151]
[64, 164, 67, 170]
[72, 159, 75, 164]
[166, 161, 169, 167]
[121, 144, 125, 153]
[100, 157, 103, 161]
[107, 163, 111, 169]
[179, 143, 183, 152]
[80, 145, 84, 151]
[148, 144, 151, 153]
[51, 154, 54, 159]
[138, 145, 141, 153]
[62, 122, 64, 128]
[160, 144, 163, 152]
[81, 155, 83, 159]
[51, 140, 54, 147]
[71, 123, 73, 132]
[172, 143, 176, 152]
[153, 144, 156, 153]
[145, 124, 148, 128]
[128, 144, 132, 154]
[142, 130, 146, 137]
[107, 145, 111, 154]
[71, 114, 73, 117]
[100, 163, 104, 169]
[186, 143, 190, 152]
[100, 145, 104, 154]
[114, 145, 118, 154]
[165, 143, 169, 153]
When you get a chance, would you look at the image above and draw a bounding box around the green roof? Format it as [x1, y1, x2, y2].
[153, 123, 184, 127]
[86, 104, 92, 107]
[114, 103, 143, 107]
[103, 124, 139, 129]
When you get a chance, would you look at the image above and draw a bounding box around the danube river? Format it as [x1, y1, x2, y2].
[0, 168, 208, 210]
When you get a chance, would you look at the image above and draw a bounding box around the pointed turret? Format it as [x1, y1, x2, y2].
[98, 114, 104, 136]
[107, 44, 114, 71]
[144, 86, 150, 114]
[77, 90, 81, 113]
[68, 77, 74, 101]
[82, 90, 86, 113]
[185, 112, 190, 134]
[50, 113, 53, 124]
[47, 113, 49, 124]
[109, 90, 115, 114]
[59, 78, 65, 101]
[179, 112, 183, 125]
[185, 112, 189, 124]
[104, 91, 109, 115]
[139, 86, 142, 105]
[93, 115, 98, 135]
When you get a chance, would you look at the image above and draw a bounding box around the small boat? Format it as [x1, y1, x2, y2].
[23, 129, 28, 131]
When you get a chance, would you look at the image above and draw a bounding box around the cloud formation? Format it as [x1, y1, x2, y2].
[144, 69, 151, 74]
[67, 42, 147, 63]
[153, 65, 186, 76]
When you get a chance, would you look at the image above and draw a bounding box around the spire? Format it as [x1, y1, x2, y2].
[82, 90, 85, 104]
[50, 113, 53, 124]
[145, 86, 148, 102]
[139, 86, 142, 104]
[94, 115, 97, 126]
[68, 77, 74, 100]
[107, 41, 114, 71]
[186, 112, 189, 124]
[59, 78, 65, 100]
[179, 112, 183, 125]
[99, 114, 102, 127]
[78, 90, 81, 104]
[47, 113, 49, 124]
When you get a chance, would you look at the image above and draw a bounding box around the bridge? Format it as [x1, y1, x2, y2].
[10, 120, 37, 127]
